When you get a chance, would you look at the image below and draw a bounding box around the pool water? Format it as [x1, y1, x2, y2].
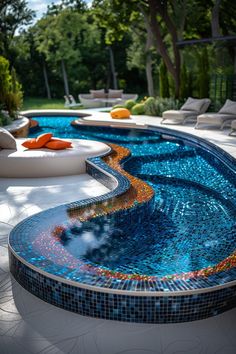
[27, 116, 236, 278]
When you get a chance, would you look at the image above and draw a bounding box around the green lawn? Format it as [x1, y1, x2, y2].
[22, 97, 83, 110]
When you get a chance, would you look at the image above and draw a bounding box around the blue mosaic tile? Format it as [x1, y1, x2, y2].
[8, 121, 236, 322]
[10, 252, 236, 323]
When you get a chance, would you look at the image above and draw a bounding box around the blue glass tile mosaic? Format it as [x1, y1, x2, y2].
[8, 118, 236, 322]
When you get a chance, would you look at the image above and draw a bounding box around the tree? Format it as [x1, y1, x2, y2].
[92, 0, 184, 97]
[33, 7, 109, 97]
[34, 10, 84, 96]
[147, 0, 181, 97]
[92, 0, 156, 95]
[0, 0, 35, 58]
[0, 56, 23, 119]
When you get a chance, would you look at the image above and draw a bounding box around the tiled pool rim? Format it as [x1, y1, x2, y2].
[9, 120, 236, 322]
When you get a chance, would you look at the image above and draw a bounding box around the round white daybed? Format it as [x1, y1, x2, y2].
[0, 139, 110, 178]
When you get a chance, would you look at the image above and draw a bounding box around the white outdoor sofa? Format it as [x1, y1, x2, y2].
[161, 97, 211, 124]
[79, 89, 138, 108]
[195, 99, 236, 129]
[0, 138, 110, 178]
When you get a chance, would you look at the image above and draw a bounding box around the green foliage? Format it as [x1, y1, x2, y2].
[125, 100, 136, 110]
[129, 96, 181, 116]
[159, 61, 169, 98]
[180, 63, 189, 99]
[0, 56, 23, 119]
[22, 97, 70, 110]
[152, 97, 181, 116]
[0, 56, 11, 98]
[92, 0, 140, 44]
[127, 96, 182, 116]
[131, 103, 145, 115]
[143, 97, 156, 116]
[0, 110, 14, 127]
[0, 0, 35, 57]
[2, 0, 236, 103]
[112, 104, 125, 109]
[197, 47, 210, 98]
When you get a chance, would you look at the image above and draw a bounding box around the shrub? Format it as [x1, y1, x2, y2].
[144, 97, 156, 115]
[154, 97, 181, 116]
[0, 56, 23, 121]
[4, 91, 22, 117]
[131, 103, 145, 115]
[112, 104, 125, 109]
[125, 99, 136, 110]
[0, 110, 13, 126]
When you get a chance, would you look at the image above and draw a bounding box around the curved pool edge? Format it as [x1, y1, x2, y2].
[8, 243, 236, 296]
[9, 249, 236, 323]
[9, 119, 236, 323]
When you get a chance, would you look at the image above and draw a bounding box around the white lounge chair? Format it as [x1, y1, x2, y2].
[229, 120, 236, 136]
[64, 95, 82, 108]
[161, 97, 211, 124]
[195, 99, 236, 129]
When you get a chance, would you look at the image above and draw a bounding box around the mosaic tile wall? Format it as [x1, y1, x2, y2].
[10, 253, 236, 323]
[9, 126, 236, 323]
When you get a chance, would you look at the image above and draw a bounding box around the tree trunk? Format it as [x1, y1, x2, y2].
[108, 46, 117, 89]
[211, 0, 223, 70]
[234, 47, 236, 74]
[43, 61, 51, 99]
[148, 0, 181, 98]
[142, 8, 155, 96]
[61, 59, 69, 96]
[146, 54, 154, 96]
[171, 0, 187, 40]
[211, 0, 222, 37]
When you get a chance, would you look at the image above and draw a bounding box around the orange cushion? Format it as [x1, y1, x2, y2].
[110, 108, 130, 119]
[45, 139, 72, 150]
[36, 133, 52, 146]
[22, 138, 38, 149]
[22, 133, 53, 149]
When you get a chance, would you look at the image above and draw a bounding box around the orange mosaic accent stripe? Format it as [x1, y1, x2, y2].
[29, 119, 39, 129]
[68, 143, 154, 221]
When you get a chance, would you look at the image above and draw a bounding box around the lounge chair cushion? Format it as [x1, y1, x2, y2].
[90, 89, 106, 98]
[0, 127, 17, 149]
[219, 99, 236, 115]
[180, 97, 209, 113]
[108, 89, 123, 98]
[162, 110, 198, 120]
[197, 113, 236, 125]
[231, 120, 236, 129]
[0, 139, 110, 177]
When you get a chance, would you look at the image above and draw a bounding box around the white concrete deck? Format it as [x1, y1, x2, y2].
[1, 111, 236, 354]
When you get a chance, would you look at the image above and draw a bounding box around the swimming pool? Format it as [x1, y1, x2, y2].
[9, 115, 236, 322]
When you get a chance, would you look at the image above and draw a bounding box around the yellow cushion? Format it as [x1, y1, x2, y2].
[110, 108, 130, 119]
